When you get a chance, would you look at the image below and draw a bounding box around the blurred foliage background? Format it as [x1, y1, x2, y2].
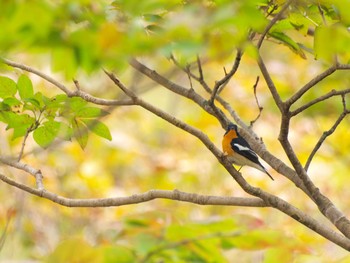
[1, 0, 350, 262]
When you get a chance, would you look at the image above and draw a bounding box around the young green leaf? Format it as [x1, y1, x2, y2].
[17, 74, 34, 99]
[268, 31, 306, 59]
[3, 97, 21, 107]
[76, 107, 108, 118]
[33, 120, 60, 148]
[82, 119, 112, 141]
[72, 119, 89, 149]
[0, 76, 17, 98]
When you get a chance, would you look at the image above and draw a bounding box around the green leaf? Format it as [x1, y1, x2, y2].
[57, 122, 73, 141]
[82, 119, 112, 141]
[102, 245, 135, 263]
[72, 119, 89, 149]
[66, 97, 88, 112]
[33, 120, 61, 148]
[314, 24, 350, 62]
[44, 238, 103, 263]
[2, 112, 35, 139]
[17, 74, 34, 99]
[269, 31, 306, 59]
[23, 97, 41, 110]
[0, 76, 17, 98]
[3, 97, 21, 107]
[76, 107, 108, 118]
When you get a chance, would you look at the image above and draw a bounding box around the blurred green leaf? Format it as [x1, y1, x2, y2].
[76, 107, 108, 118]
[82, 119, 112, 141]
[102, 245, 135, 263]
[72, 118, 88, 149]
[269, 31, 306, 59]
[44, 238, 103, 263]
[33, 120, 61, 148]
[17, 74, 34, 99]
[0, 76, 17, 98]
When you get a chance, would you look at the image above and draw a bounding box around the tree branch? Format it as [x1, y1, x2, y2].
[0, 173, 267, 208]
[257, 0, 295, 49]
[305, 96, 350, 171]
[291, 88, 350, 116]
[1, 58, 72, 95]
[257, 55, 285, 112]
[286, 64, 338, 107]
[209, 49, 242, 104]
[0, 156, 43, 190]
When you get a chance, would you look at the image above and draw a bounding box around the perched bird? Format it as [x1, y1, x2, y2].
[222, 123, 274, 180]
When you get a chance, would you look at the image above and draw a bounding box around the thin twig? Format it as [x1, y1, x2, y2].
[286, 64, 338, 107]
[257, 55, 284, 112]
[250, 76, 264, 127]
[209, 49, 243, 105]
[305, 96, 350, 171]
[1, 58, 72, 95]
[18, 125, 33, 161]
[291, 88, 350, 116]
[317, 3, 327, 26]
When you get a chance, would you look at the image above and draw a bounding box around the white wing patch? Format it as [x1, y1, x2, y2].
[233, 143, 258, 157]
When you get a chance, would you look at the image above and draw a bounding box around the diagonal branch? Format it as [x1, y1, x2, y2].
[291, 88, 350, 116]
[209, 49, 243, 104]
[286, 64, 338, 107]
[0, 156, 44, 190]
[1, 58, 72, 95]
[257, 0, 295, 49]
[104, 70, 350, 250]
[257, 55, 285, 112]
[305, 96, 350, 171]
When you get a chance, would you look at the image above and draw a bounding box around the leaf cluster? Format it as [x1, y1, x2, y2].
[0, 75, 111, 150]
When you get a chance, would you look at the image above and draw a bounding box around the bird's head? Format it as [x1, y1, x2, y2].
[225, 123, 239, 136]
[226, 123, 238, 132]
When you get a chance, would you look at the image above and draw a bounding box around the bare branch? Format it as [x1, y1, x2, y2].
[0, 156, 44, 190]
[291, 88, 350, 116]
[250, 76, 264, 127]
[257, 55, 285, 112]
[0, 173, 266, 208]
[257, 0, 295, 49]
[286, 64, 338, 107]
[305, 97, 350, 171]
[1, 58, 72, 95]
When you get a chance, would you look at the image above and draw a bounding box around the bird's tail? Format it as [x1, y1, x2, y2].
[264, 170, 274, 181]
[257, 163, 274, 181]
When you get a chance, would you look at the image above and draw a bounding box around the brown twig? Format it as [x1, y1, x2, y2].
[305, 96, 350, 171]
[209, 49, 243, 105]
[291, 88, 350, 116]
[286, 64, 338, 107]
[250, 76, 264, 127]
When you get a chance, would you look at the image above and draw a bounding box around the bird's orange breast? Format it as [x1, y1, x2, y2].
[222, 130, 237, 155]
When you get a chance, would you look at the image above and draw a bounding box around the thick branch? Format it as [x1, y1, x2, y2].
[0, 173, 266, 207]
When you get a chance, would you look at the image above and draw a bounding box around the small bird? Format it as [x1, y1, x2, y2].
[222, 123, 274, 180]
